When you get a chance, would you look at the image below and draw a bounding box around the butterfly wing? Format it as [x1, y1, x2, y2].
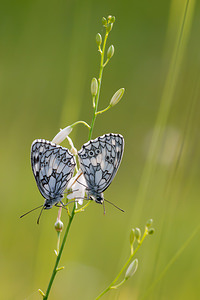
[31, 139, 76, 202]
[78, 133, 124, 195]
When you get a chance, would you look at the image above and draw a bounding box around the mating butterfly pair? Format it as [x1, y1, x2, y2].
[31, 133, 124, 211]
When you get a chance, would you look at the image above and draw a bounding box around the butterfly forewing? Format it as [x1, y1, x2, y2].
[78, 133, 124, 199]
[31, 139, 76, 206]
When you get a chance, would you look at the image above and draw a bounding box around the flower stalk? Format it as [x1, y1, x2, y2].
[42, 205, 75, 300]
[95, 223, 154, 299]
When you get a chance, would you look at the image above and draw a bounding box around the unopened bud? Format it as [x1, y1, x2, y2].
[148, 228, 155, 235]
[110, 16, 115, 23]
[130, 228, 135, 245]
[102, 17, 107, 26]
[96, 33, 102, 47]
[135, 228, 141, 241]
[146, 219, 153, 227]
[91, 77, 98, 96]
[106, 23, 113, 33]
[110, 88, 125, 107]
[38, 289, 45, 297]
[125, 259, 138, 279]
[55, 220, 64, 232]
[52, 126, 72, 144]
[107, 45, 114, 59]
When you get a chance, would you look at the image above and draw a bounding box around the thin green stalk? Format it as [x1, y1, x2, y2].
[43, 205, 76, 300]
[88, 32, 109, 140]
[96, 228, 149, 299]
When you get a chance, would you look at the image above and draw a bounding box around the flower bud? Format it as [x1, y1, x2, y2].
[146, 219, 153, 227]
[38, 289, 45, 297]
[106, 23, 113, 33]
[96, 33, 102, 47]
[110, 16, 115, 23]
[102, 17, 107, 26]
[91, 77, 98, 96]
[109, 88, 125, 107]
[130, 228, 135, 245]
[55, 220, 64, 232]
[107, 45, 114, 59]
[52, 126, 72, 144]
[125, 259, 138, 279]
[135, 228, 141, 241]
[148, 228, 155, 235]
[108, 15, 112, 21]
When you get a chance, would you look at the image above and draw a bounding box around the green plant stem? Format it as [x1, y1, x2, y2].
[71, 120, 91, 129]
[43, 205, 76, 300]
[95, 105, 111, 115]
[95, 227, 149, 299]
[88, 32, 109, 140]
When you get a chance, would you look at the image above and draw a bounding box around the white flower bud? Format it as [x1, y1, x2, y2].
[91, 77, 98, 97]
[125, 259, 138, 279]
[107, 45, 114, 59]
[109, 88, 125, 107]
[52, 126, 72, 144]
[54, 220, 64, 232]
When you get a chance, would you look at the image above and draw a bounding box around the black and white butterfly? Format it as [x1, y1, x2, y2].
[21, 134, 124, 222]
[78, 133, 124, 206]
[31, 139, 76, 209]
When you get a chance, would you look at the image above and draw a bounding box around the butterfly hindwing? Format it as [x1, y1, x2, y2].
[31, 139, 76, 206]
[78, 133, 124, 199]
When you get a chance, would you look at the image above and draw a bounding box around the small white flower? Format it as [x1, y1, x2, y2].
[52, 126, 72, 144]
[67, 169, 87, 206]
[66, 136, 78, 156]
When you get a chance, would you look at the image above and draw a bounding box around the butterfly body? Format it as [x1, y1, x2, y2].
[31, 139, 76, 209]
[78, 133, 124, 204]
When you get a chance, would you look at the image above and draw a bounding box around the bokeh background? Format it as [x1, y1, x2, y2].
[1, 0, 200, 299]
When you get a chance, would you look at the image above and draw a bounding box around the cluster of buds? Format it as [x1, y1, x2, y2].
[126, 219, 155, 280]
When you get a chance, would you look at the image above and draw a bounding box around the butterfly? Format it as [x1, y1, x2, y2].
[78, 133, 124, 206]
[31, 139, 76, 209]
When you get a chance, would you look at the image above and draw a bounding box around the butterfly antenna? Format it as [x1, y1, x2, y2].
[20, 205, 44, 219]
[103, 201, 106, 215]
[104, 198, 125, 212]
[37, 206, 44, 224]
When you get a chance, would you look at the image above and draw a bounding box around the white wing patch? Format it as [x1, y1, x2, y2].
[31, 139, 76, 208]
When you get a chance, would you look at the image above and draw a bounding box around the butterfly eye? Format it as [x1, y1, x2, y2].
[62, 157, 67, 163]
[89, 150, 95, 157]
[82, 153, 88, 158]
[67, 161, 72, 167]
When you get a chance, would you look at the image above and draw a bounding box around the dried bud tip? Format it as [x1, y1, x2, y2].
[130, 228, 135, 245]
[96, 33, 102, 46]
[91, 77, 98, 96]
[55, 220, 64, 232]
[125, 259, 138, 279]
[110, 88, 125, 107]
[107, 45, 114, 59]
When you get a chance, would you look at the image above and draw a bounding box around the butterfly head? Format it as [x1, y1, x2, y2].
[90, 193, 104, 204]
[44, 196, 63, 209]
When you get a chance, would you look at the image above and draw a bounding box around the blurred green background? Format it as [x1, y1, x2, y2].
[1, 0, 200, 299]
